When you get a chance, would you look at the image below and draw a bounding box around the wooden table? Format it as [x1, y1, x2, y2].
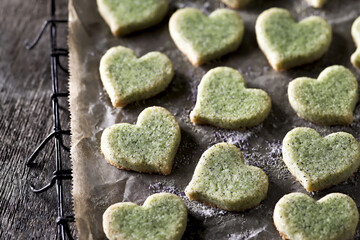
[0, 0, 76, 238]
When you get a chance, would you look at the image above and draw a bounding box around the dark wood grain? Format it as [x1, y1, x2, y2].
[0, 0, 76, 239]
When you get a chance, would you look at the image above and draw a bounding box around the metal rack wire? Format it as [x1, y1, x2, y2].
[24, 0, 74, 239]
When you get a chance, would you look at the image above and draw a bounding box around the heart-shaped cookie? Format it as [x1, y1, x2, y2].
[221, 0, 251, 9]
[169, 8, 244, 66]
[274, 193, 359, 240]
[255, 8, 332, 71]
[288, 65, 358, 125]
[97, 0, 168, 37]
[99, 46, 174, 107]
[190, 67, 271, 129]
[304, 0, 327, 8]
[103, 193, 188, 240]
[101, 106, 181, 175]
[351, 16, 360, 69]
[185, 143, 268, 211]
[282, 127, 360, 192]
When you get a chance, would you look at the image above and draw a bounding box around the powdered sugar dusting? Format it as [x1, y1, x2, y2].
[266, 140, 282, 165]
[211, 124, 289, 180]
[212, 124, 263, 150]
[228, 225, 268, 240]
[242, 140, 289, 180]
[148, 182, 227, 218]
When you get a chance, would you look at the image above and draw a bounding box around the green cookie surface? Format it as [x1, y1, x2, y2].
[99, 46, 174, 107]
[304, 0, 327, 8]
[351, 16, 360, 69]
[288, 65, 358, 125]
[221, 0, 251, 9]
[256, 8, 332, 71]
[101, 106, 181, 175]
[169, 8, 244, 66]
[97, 0, 168, 36]
[103, 193, 188, 240]
[274, 193, 359, 240]
[282, 127, 360, 192]
[185, 143, 268, 211]
[190, 67, 271, 129]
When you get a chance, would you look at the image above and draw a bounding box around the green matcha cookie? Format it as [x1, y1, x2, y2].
[288, 65, 358, 125]
[103, 193, 188, 240]
[101, 106, 181, 175]
[282, 127, 360, 192]
[274, 193, 359, 240]
[99, 46, 174, 107]
[351, 16, 360, 69]
[304, 0, 327, 8]
[185, 143, 268, 211]
[221, 0, 251, 9]
[190, 67, 271, 129]
[255, 8, 332, 71]
[97, 0, 168, 37]
[169, 8, 244, 66]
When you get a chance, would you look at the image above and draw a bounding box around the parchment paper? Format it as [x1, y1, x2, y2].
[69, 0, 360, 239]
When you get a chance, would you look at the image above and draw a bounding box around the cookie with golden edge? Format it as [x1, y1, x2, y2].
[97, 0, 168, 37]
[351, 16, 360, 69]
[101, 106, 181, 175]
[221, 0, 251, 9]
[282, 127, 360, 192]
[103, 193, 187, 240]
[288, 65, 358, 125]
[255, 8, 332, 71]
[169, 8, 244, 66]
[185, 143, 268, 211]
[190, 67, 271, 129]
[274, 193, 359, 240]
[99, 46, 174, 108]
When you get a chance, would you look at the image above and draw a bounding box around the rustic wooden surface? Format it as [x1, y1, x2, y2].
[0, 0, 77, 239]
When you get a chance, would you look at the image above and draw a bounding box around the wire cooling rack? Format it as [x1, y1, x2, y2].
[24, 0, 74, 239]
